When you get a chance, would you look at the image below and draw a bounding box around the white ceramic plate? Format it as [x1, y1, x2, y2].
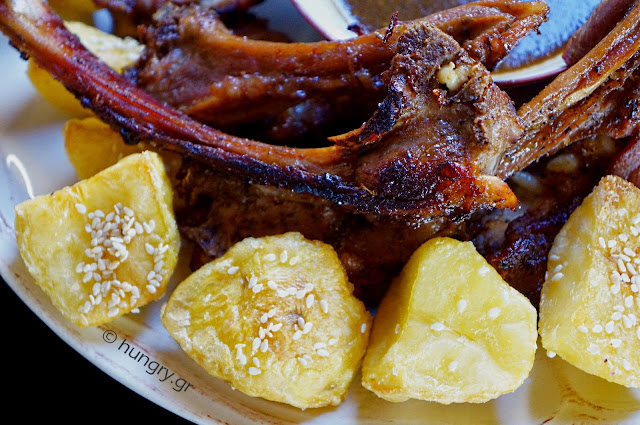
[1, 1, 640, 424]
[291, 0, 568, 85]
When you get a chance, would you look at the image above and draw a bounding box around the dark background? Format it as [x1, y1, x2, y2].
[2, 277, 192, 423]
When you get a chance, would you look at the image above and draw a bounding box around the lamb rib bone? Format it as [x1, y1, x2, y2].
[0, 0, 538, 220]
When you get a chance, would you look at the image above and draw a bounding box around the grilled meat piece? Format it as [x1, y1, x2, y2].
[478, 134, 626, 306]
[497, 1, 640, 179]
[174, 159, 463, 306]
[131, 1, 547, 144]
[0, 0, 526, 220]
[563, 0, 636, 67]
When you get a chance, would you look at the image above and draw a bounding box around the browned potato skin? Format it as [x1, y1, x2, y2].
[162, 232, 372, 409]
[15, 152, 180, 327]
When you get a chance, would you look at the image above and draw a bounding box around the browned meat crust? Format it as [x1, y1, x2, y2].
[131, 2, 547, 144]
[0, 1, 526, 220]
[498, 1, 640, 178]
[563, 0, 636, 67]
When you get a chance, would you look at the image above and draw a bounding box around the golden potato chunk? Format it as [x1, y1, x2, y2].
[15, 152, 180, 327]
[162, 232, 372, 409]
[539, 175, 640, 388]
[27, 21, 143, 117]
[362, 237, 537, 404]
[64, 117, 144, 180]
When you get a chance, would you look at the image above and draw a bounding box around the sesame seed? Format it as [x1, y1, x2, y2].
[297, 317, 306, 328]
[488, 307, 501, 319]
[448, 361, 459, 371]
[329, 338, 338, 346]
[75, 262, 85, 273]
[578, 325, 589, 333]
[303, 322, 313, 334]
[260, 313, 268, 323]
[276, 289, 288, 298]
[107, 307, 119, 317]
[267, 280, 277, 290]
[267, 309, 276, 318]
[227, 266, 239, 275]
[624, 247, 636, 257]
[430, 322, 445, 331]
[457, 299, 467, 313]
[306, 294, 315, 309]
[263, 253, 276, 262]
[280, 250, 288, 263]
[146, 284, 157, 294]
[549, 254, 560, 261]
[260, 339, 268, 353]
[286, 287, 297, 296]
[289, 256, 299, 266]
[612, 311, 623, 321]
[478, 265, 490, 276]
[252, 284, 264, 294]
[599, 237, 607, 248]
[618, 259, 627, 273]
[248, 276, 258, 289]
[611, 272, 622, 285]
[625, 295, 634, 308]
[609, 240, 618, 249]
[623, 315, 633, 329]
[392, 367, 398, 376]
[252, 337, 261, 352]
[546, 350, 557, 358]
[610, 339, 622, 348]
[296, 289, 307, 299]
[611, 283, 621, 295]
[248, 367, 261, 376]
[271, 323, 282, 332]
[395, 324, 401, 334]
[551, 272, 564, 281]
[620, 234, 630, 243]
[605, 321, 615, 333]
[320, 299, 329, 314]
[623, 359, 632, 371]
[314, 342, 327, 350]
[259, 327, 266, 340]
[75, 203, 87, 214]
[292, 330, 302, 340]
[553, 264, 563, 273]
[361, 323, 367, 333]
[592, 324, 603, 333]
[316, 349, 330, 357]
[587, 343, 600, 355]
[297, 357, 308, 366]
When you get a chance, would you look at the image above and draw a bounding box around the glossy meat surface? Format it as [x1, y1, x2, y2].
[131, 1, 547, 144]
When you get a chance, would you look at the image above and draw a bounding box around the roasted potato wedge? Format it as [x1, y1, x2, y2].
[27, 21, 143, 117]
[361, 237, 538, 404]
[161, 232, 372, 409]
[539, 175, 640, 388]
[64, 117, 144, 180]
[15, 152, 180, 327]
